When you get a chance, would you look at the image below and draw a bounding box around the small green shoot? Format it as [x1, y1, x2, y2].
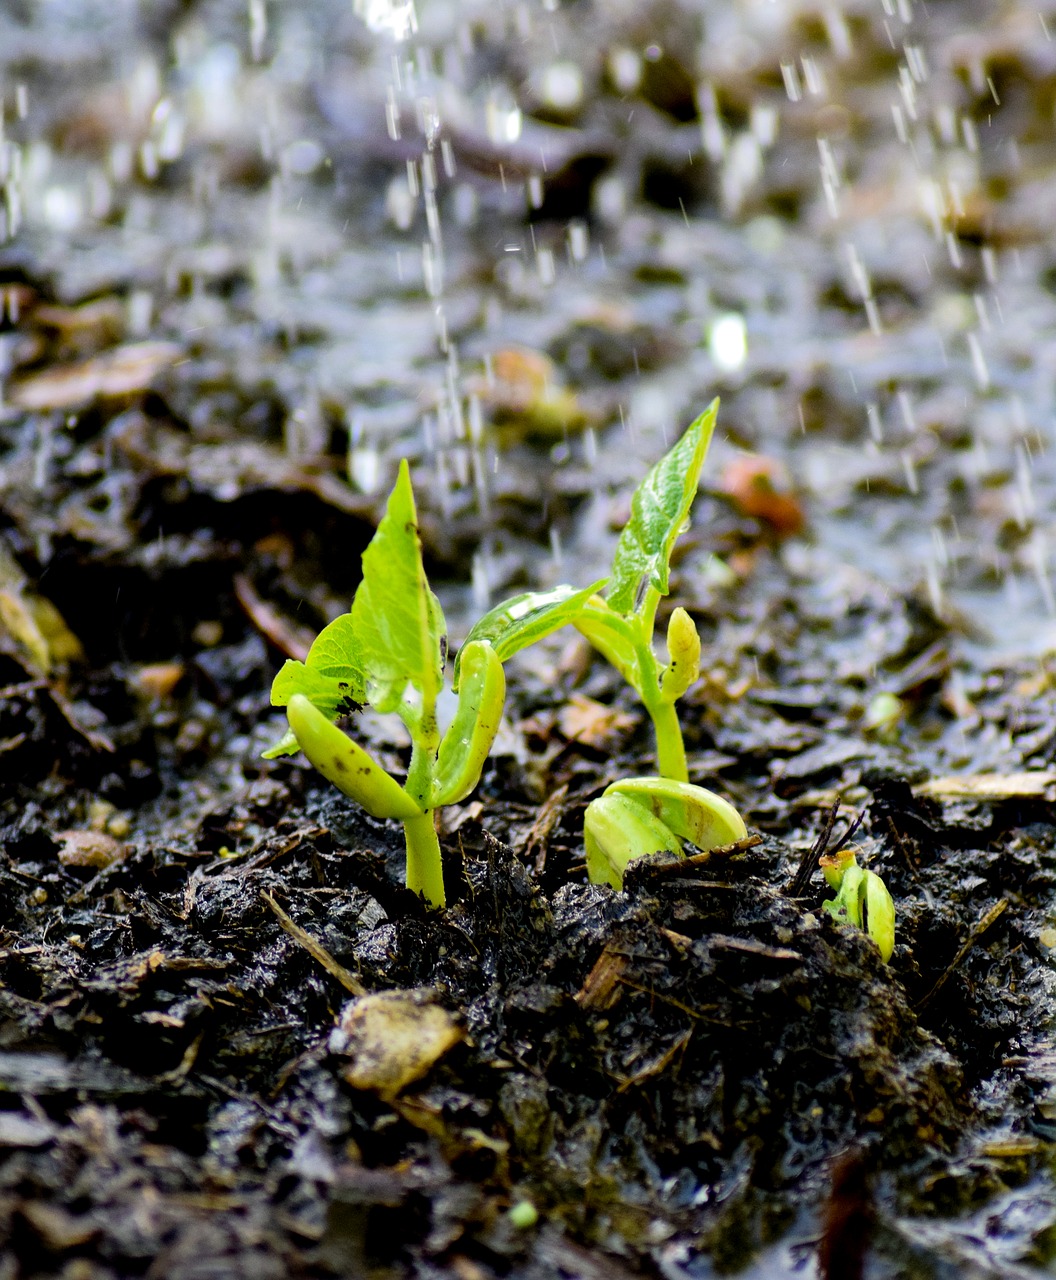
[264, 461, 505, 908]
[573, 401, 719, 781]
[584, 775, 747, 889]
[820, 849, 895, 962]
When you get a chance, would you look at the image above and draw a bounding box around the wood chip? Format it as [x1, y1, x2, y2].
[575, 943, 629, 1010]
[914, 772, 1056, 802]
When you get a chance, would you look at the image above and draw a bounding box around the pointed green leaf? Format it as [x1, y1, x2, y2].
[351, 460, 445, 718]
[455, 580, 605, 687]
[572, 595, 649, 696]
[607, 400, 719, 615]
[262, 727, 300, 760]
[269, 614, 365, 715]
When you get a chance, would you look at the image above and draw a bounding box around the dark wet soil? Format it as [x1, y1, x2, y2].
[2, 1, 1056, 1276]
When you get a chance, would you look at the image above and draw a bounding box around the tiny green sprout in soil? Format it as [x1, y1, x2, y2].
[821, 847, 896, 962]
[469, 398, 719, 784]
[264, 460, 505, 907]
[583, 775, 747, 889]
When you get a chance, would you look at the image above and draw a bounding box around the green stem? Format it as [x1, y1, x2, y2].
[647, 697, 688, 782]
[638, 585, 662, 639]
[403, 809, 445, 907]
[403, 693, 441, 810]
[630, 608, 688, 783]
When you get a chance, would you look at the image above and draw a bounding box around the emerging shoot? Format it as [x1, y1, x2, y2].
[584, 775, 747, 889]
[572, 401, 719, 781]
[820, 849, 896, 962]
[264, 460, 505, 908]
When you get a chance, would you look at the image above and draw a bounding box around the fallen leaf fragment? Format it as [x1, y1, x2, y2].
[720, 454, 804, 537]
[9, 341, 181, 410]
[19, 1201, 98, 1250]
[130, 662, 185, 700]
[0, 544, 84, 676]
[34, 296, 125, 342]
[558, 693, 636, 749]
[330, 989, 464, 1097]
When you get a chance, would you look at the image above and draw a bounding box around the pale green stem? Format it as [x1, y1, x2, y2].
[646, 696, 688, 782]
[638, 585, 662, 639]
[403, 809, 445, 907]
[631, 593, 689, 783]
[399, 689, 445, 905]
[403, 694, 440, 811]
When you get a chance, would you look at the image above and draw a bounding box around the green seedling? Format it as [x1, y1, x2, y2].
[574, 402, 718, 782]
[464, 401, 719, 782]
[263, 460, 505, 908]
[584, 775, 747, 889]
[820, 848, 895, 962]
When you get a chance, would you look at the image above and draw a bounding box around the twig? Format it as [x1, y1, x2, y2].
[789, 803, 865, 899]
[526, 782, 568, 876]
[915, 899, 1008, 1011]
[789, 801, 840, 898]
[234, 573, 314, 660]
[261, 891, 366, 996]
[624, 834, 763, 887]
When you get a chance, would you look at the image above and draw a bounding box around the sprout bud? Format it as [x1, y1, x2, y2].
[660, 607, 701, 704]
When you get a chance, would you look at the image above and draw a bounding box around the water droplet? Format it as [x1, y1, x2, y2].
[355, 0, 417, 42]
[708, 314, 747, 372]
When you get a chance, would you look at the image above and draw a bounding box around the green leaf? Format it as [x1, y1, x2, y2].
[264, 613, 367, 757]
[606, 400, 719, 615]
[269, 614, 365, 714]
[572, 595, 649, 696]
[455, 580, 605, 687]
[261, 727, 300, 760]
[351, 460, 445, 719]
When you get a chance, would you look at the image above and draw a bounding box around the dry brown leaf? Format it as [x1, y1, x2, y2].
[130, 663, 185, 700]
[720, 454, 805, 537]
[558, 693, 636, 749]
